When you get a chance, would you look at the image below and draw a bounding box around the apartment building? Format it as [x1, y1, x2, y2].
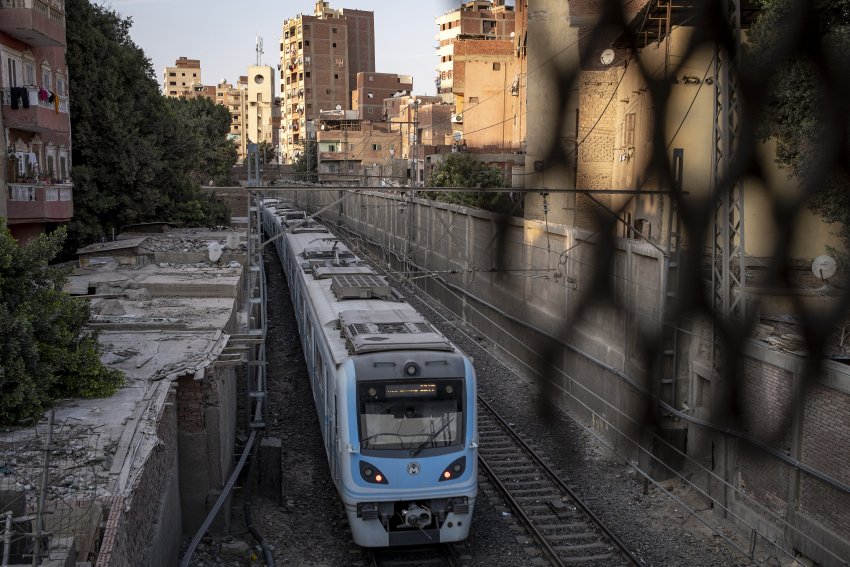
[352, 72, 412, 120]
[163, 56, 202, 97]
[435, 0, 515, 102]
[315, 111, 398, 183]
[0, 0, 73, 242]
[216, 79, 248, 159]
[279, 0, 375, 164]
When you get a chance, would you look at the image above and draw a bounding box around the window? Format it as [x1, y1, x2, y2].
[169, 72, 176, 77]
[332, 42, 337, 48]
[41, 66, 51, 89]
[332, 27, 337, 33]
[468, 96, 479, 103]
[306, 71, 311, 78]
[371, 143, 381, 150]
[192, 73, 197, 77]
[306, 40, 310, 46]
[492, 62, 501, 71]
[328, 144, 336, 152]
[257, 93, 263, 102]
[181, 72, 185, 76]
[6, 58, 18, 87]
[24, 61, 34, 85]
[298, 41, 302, 49]
[368, 108, 374, 114]
[169, 81, 177, 86]
[56, 75, 66, 96]
[368, 75, 374, 82]
[326, 89, 331, 94]
[357, 379, 464, 452]
[334, 73, 338, 79]
[60, 156, 67, 179]
[624, 112, 636, 147]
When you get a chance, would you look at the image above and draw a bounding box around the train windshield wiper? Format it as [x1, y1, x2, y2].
[410, 415, 454, 457]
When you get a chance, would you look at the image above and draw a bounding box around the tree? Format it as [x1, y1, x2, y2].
[293, 140, 318, 183]
[64, 0, 233, 255]
[0, 224, 123, 424]
[745, 0, 850, 246]
[428, 153, 518, 214]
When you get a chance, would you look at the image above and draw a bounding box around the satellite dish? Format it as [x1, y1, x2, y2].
[812, 255, 837, 281]
[226, 233, 240, 249]
[335, 104, 342, 111]
[453, 131, 462, 142]
[600, 49, 615, 66]
[510, 32, 515, 38]
[208, 242, 223, 263]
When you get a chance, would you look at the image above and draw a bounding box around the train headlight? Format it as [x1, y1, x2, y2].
[359, 460, 388, 484]
[439, 456, 466, 482]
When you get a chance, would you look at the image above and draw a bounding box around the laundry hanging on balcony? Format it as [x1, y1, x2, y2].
[38, 88, 49, 102]
[9, 87, 30, 109]
[48, 91, 59, 113]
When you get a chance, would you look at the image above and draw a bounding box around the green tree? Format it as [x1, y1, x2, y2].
[0, 224, 123, 424]
[293, 140, 318, 183]
[745, 0, 850, 245]
[428, 153, 518, 214]
[64, 0, 232, 254]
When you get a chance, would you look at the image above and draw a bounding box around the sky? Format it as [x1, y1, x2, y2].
[106, 0, 475, 98]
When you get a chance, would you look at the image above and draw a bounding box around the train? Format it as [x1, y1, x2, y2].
[261, 199, 478, 547]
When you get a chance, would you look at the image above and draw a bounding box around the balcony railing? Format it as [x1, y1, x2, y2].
[6, 182, 73, 224]
[0, 87, 69, 113]
[0, 0, 65, 25]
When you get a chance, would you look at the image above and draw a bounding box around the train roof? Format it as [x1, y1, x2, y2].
[267, 206, 455, 367]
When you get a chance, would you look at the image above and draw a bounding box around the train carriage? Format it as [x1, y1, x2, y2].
[262, 200, 478, 547]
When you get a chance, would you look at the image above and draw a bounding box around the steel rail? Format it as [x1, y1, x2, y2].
[477, 453, 567, 567]
[478, 395, 643, 567]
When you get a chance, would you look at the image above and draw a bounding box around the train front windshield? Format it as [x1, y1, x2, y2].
[358, 380, 464, 453]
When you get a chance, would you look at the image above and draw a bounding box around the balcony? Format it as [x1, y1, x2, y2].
[0, 0, 66, 47]
[6, 182, 73, 224]
[0, 87, 70, 134]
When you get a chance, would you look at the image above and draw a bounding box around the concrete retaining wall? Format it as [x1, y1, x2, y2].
[288, 189, 850, 566]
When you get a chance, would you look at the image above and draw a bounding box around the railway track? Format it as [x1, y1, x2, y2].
[366, 543, 464, 567]
[477, 396, 643, 567]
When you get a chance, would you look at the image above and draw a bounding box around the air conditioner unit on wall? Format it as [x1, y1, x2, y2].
[451, 113, 463, 123]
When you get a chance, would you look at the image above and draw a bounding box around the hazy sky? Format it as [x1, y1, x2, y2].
[106, 0, 476, 98]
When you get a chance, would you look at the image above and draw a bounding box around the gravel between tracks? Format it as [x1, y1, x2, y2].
[248, 245, 782, 567]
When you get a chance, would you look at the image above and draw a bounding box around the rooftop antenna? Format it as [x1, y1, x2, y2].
[255, 36, 264, 66]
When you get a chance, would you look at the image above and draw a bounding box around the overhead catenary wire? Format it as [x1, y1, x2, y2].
[329, 219, 841, 567]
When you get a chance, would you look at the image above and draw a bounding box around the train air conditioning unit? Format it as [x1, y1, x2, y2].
[331, 274, 393, 300]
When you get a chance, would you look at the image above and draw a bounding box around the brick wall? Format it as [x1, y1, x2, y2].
[799, 382, 850, 536]
[97, 386, 181, 567]
[576, 71, 617, 229]
[730, 354, 850, 565]
[738, 358, 794, 513]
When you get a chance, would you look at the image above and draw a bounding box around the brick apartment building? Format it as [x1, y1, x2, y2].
[279, 0, 375, 164]
[0, 0, 73, 242]
[435, 0, 515, 102]
[351, 72, 411, 120]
